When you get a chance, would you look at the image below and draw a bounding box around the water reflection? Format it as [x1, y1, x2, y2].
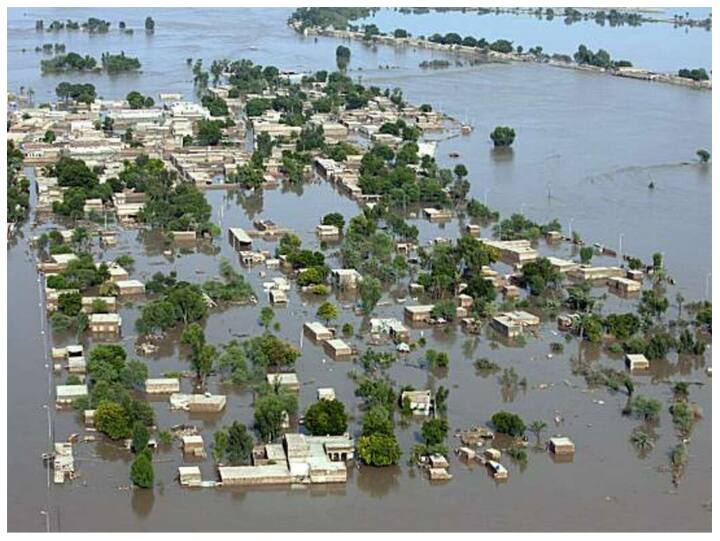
[356, 464, 401, 498]
[130, 488, 155, 519]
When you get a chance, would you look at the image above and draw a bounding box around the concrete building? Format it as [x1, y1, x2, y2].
[315, 224, 340, 239]
[401, 390, 432, 415]
[548, 436, 576, 456]
[608, 276, 642, 295]
[626, 353, 650, 371]
[145, 378, 181, 394]
[178, 466, 202, 487]
[170, 393, 227, 413]
[81, 296, 117, 314]
[228, 227, 253, 251]
[323, 338, 353, 359]
[88, 313, 122, 334]
[404, 305, 434, 323]
[330, 268, 363, 289]
[303, 321, 333, 342]
[56, 384, 88, 405]
[267, 372, 301, 392]
[115, 279, 145, 296]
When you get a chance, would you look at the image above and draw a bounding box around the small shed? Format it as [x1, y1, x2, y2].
[267, 372, 300, 392]
[484, 448, 502, 461]
[145, 378, 181, 394]
[178, 466, 202, 487]
[323, 338, 353, 359]
[115, 279, 146, 296]
[56, 384, 88, 405]
[304, 321, 333, 342]
[182, 434, 205, 456]
[88, 313, 122, 334]
[625, 353, 650, 371]
[401, 390, 432, 415]
[404, 305, 434, 323]
[317, 387, 336, 401]
[269, 289, 288, 305]
[548, 436, 576, 456]
[428, 467, 452, 481]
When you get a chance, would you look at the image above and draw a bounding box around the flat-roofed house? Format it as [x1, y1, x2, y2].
[625, 353, 650, 371]
[303, 321, 333, 342]
[56, 384, 88, 405]
[88, 313, 122, 334]
[608, 276, 642, 295]
[404, 305, 434, 323]
[323, 338, 353, 359]
[401, 390, 432, 415]
[115, 279, 145, 296]
[548, 436, 576, 456]
[145, 378, 181, 394]
[267, 372, 300, 392]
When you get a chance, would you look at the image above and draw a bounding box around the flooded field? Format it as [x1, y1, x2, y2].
[7, 7, 712, 532]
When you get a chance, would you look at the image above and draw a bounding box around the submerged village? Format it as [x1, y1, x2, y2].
[5, 7, 713, 528]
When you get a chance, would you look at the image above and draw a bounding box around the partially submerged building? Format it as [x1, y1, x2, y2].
[401, 390, 432, 416]
[218, 433, 354, 486]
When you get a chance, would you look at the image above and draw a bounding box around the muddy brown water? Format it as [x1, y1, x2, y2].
[8, 7, 711, 532]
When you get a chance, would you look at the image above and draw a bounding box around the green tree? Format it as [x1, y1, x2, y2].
[528, 420, 547, 447]
[579, 246, 594, 264]
[316, 301, 339, 324]
[130, 449, 154, 488]
[490, 126, 516, 147]
[322, 212, 345, 232]
[95, 400, 131, 440]
[362, 405, 393, 436]
[254, 391, 298, 442]
[181, 323, 215, 384]
[631, 395, 662, 421]
[357, 433, 401, 466]
[696, 149, 710, 163]
[131, 420, 149, 453]
[259, 306, 275, 330]
[421, 418, 448, 447]
[43, 130, 56, 143]
[304, 399, 348, 436]
[221, 421, 254, 464]
[491, 410, 526, 437]
[359, 276, 381, 314]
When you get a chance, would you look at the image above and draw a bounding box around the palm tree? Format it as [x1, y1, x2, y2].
[630, 429, 654, 451]
[676, 292, 685, 320]
[529, 420, 547, 447]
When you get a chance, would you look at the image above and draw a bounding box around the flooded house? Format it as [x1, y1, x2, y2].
[228, 227, 253, 251]
[56, 384, 88, 406]
[145, 377, 181, 394]
[267, 372, 301, 392]
[105, 263, 130, 283]
[182, 435, 206, 457]
[401, 390, 432, 416]
[115, 279, 146, 296]
[404, 305, 434, 323]
[170, 393, 227, 413]
[317, 387, 336, 401]
[625, 353, 650, 371]
[548, 437, 576, 456]
[81, 296, 117, 314]
[304, 321, 333, 342]
[491, 311, 540, 338]
[178, 466, 203, 487]
[315, 224, 340, 239]
[370, 318, 410, 342]
[330, 268, 363, 289]
[569, 266, 625, 281]
[481, 239, 538, 266]
[52, 442, 75, 484]
[88, 313, 122, 334]
[546, 256, 580, 274]
[423, 207, 453, 222]
[218, 433, 353, 486]
[323, 338, 353, 359]
[608, 276, 642, 295]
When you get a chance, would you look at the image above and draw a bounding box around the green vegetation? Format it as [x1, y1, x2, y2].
[136, 282, 208, 335]
[489, 126, 516, 147]
[491, 411, 526, 437]
[126, 91, 155, 109]
[357, 433, 401, 466]
[254, 387, 298, 442]
[130, 449, 154, 488]
[304, 399, 348, 436]
[55, 82, 96, 104]
[181, 323, 216, 385]
[213, 422, 254, 464]
[7, 141, 30, 222]
[678, 68, 709, 81]
[630, 395, 662, 421]
[573, 44, 632, 69]
[288, 7, 373, 31]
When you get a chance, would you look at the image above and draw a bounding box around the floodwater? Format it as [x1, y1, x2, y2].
[7, 8, 712, 532]
[356, 7, 712, 72]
